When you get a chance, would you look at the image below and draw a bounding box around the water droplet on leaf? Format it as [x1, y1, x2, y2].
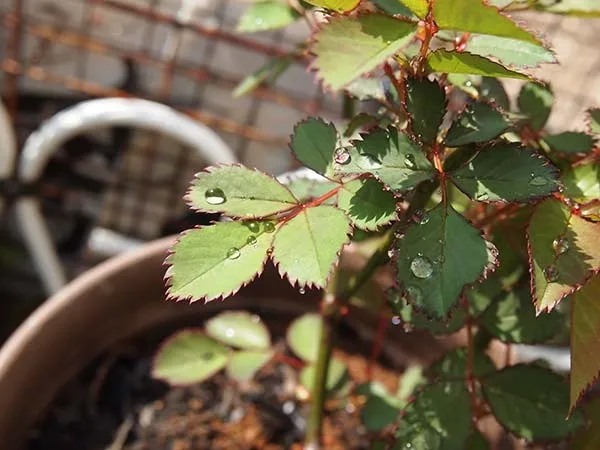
[264, 222, 276, 233]
[246, 221, 260, 233]
[406, 285, 423, 303]
[410, 256, 434, 279]
[357, 154, 382, 170]
[334, 148, 351, 165]
[404, 154, 416, 169]
[227, 247, 241, 260]
[544, 265, 559, 282]
[391, 316, 402, 326]
[299, 287, 306, 294]
[553, 237, 569, 255]
[205, 188, 226, 205]
[246, 235, 257, 246]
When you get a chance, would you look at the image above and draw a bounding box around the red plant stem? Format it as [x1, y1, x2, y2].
[274, 352, 305, 370]
[367, 308, 389, 382]
[415, 9, 438, 77]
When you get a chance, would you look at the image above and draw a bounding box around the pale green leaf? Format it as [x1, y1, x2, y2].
[237, 1, 299, 32]
[287, 313, 322, 363]
[300, 357, 349, 394]
[535, 0, 600, 16]
[482, 364, 584, 440]
[166, 221, 276, 301]
[311, 14, 417, 90]
[337, 178, 397, 230]
[466, 34, 555, 68]
[395, 202, 497, 318]
[397, 0, 428, 17]
[406, 77, 446, 143]
[152, 331, 229, 385]
[285, 178, 339, 202]
[227, 349, 273, 381]
[450, 143, 559, 202]
[445, 101, 510, 146]
[334, 127, 435, 192]
[518, 82, 553, 130]
[187, 165, 297, 218]
[272, 205, 351, 288]
[205, 311, 271, 350]
[542, 132, 595, 154]
[233, 56, 292, 97]
[562, 164, 600, 203]
[291, 118, 338, 178]
[426, 49, 530, 80]
[304, 0, 360, 12]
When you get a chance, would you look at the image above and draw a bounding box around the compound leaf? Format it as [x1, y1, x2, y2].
[205, 311, 271, 350]
[287, 313, 322, 363]
[450, 143, 559, 202]
[237, 0, 299, 32]
[227, 349, 273, 382]
[542, 132, 595, 154]
[311, 14, 417, 90]
[166, 221, 276, 302]
[482, 364, 584, 440]
[337, 178, 397, 230]
[562, 164, 600, 203]
[466, 34, 555, 68]
[335, 127, 435, 192]
[426, 49, 530, 80]
[187, 165, 297, 218]
[304, 0, 360, 12]
[518, 82, 553, 130]
[445, 101, 510, 146]
[291, 118, 338, 179]
[272, 205, 351, 288]
[395, 203, 497, 318]
[406, 77, 446, 143]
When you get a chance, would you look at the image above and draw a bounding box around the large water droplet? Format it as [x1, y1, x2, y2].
[246, 221, 260, 233]
[405, 285, 423, 303]
[334, 148, 351, 165]
[247, 235, 257, 246]
[552, 237, 569, 255]
[227, 247, 241, 260]
[544, 265, 559, 282]
[530, 175, 548, 186]
[391, 316, 402, 326]
[404, 154, 416, 169]
[205, 188, 226, 205]
[264, 222, 276, 233]
[357, 154, 382, 170]
[410, 256, 434, 279]
[299, 287, 306, 295]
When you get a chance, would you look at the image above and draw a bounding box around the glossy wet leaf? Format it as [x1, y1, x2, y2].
[518, 82, 553, 130]
[479, 77, 510, 110]
[482, 364, 584, 440]
[227, 349, 273, 382]
[395, 203, 497, 318]
[335, 127, 435, 192]
[287, 313, 322, 363]
[166, 221, 276, 302]
[466, 34, 555, 68]
[237, 0, 299, 32]
[272, 205, 351, 288]
[535, 0, 600, 17]
[426, 49, 530, 80]
[562, 164, 600, 203]
[570, 274, 600, 411]
[588, 108, 600, 134]
[311, 14, 417, 90]
[542, 132, 595, 154]
[445, 101, 510, 146]
[337, 178, 397, 230]
[290, 118, 338, 179]
[152, 331, 229, 385]
[394, 382, 472, 450]
[187, 165, 297, 218]
[233, 56, 292, 97]
[481, 286, 562, 344]
[303, 0, 360, 12]
[450, 143, 559, 202]
[205, 311, 271, 350]
[428, 348, 496, 380]
[433, 0, 542, 44]
[571, 397, 600, 449]
[406, 77, 446, 143]
[528, 199, 600, 313]
[300, 357, 348, 394]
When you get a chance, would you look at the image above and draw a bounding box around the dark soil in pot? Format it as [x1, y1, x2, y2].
[27, 308, 403, 450]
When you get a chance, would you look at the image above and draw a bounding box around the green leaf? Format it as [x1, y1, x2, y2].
[535, 0, 600, 17]
[205, 311, 271, 350]
[481, 285, 562, 344]
[344, 113, 377, 137]
[394, 382, 472, 450]
[287, 313, 321, 363]
[285, 178, 338, 203]
[334, 127, 435, 192]
[570, 274, 600, 411]
[237, 1, 299, 32]
[433, 0, 542, 44]
[482, 364, 584, 440]
[445, 101, 510, 146]
[337, 178, 397, 230]
[152, 331, 229, 385]
[428, 348, 496, 380]
[311, 14, 417, 90]
[467, 430, 490, 450]
[187, 165, 297, 218]
[479, 77, 510, 110]
[373, 0, 414, 16]
[588, 108, 600, 134]
[406, 77, 446, 143]
[395, 202, 497, 318]
[272, 205, 351, 288]
[542, 132, 595, 154]
[571, 397, 600, 449]
[396, 0, 428, 17]
[227, 349, 273, 382]
[303, 0, 360, 12]
[233, 56, 292, 97]
[466, 34, 555, 68]
[517, 82, 553, 130]
[166, 221, 276, 302]
[426, 49, 530, 80]
[528, 198, 600, 313]
[300, 357, 348, 393]
[291, 118, 338, 179]
[450, 143, 559, 202]
[562, 164, 600, 203]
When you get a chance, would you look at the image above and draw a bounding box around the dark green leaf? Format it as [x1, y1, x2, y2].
[588, 108, 600, 134]
[450, 143, 559, 202]
[395, 202, 497, 318]
[542, 132, 595, 154]
[291, 118, 338, 178]
[287, 313, 321, 363]
[344, 113, 377, 137]
[466, 34, 555, 68]
[426, 49, 530, 80]
[445, 101, 510, 146]
[237, 1, 299, 32]
[337, 178, 397, 230]
[571, 397, 600, 449]
[233, 56, 292, 97]
[406, 77, 446, 143]
[482, 364, 585, 440]
[205, 311, 271, 350]
[356, 382, 403, 431]
[428, 348, 496, 380]
[479, 77, 510, 110]
[373, 0, 414, 16]
[517, 82, 553, 130]
[562, 164, 600, 203]
[467, 430, 490, 450]
[334, 127, 435, 192]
